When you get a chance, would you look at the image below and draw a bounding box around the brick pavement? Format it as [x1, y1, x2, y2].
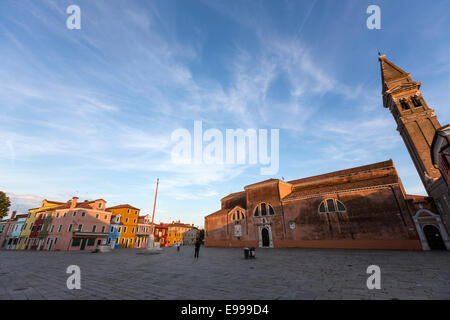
[0, 246, 448, 300]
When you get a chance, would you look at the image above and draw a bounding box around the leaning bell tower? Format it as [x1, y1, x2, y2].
[379, 55, 442, 193]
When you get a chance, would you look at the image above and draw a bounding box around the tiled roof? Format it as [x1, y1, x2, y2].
[283, 175, 398, 200]
[287, 160, 394, 186]
[244, 178, 279, 189]
[106, 204, 140, 211]
[205, 209, 229, 218]
[221, 191, 245, 200]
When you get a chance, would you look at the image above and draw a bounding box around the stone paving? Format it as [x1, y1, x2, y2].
[0, 246, 448, 300]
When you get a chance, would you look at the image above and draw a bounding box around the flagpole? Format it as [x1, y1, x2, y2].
[147, 178, 159, 249]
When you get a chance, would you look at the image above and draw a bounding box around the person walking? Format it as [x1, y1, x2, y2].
[177, 241, 181, 252]
[194, 238, 201, 259]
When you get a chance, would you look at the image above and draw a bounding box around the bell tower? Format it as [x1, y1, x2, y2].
[379, 55, 442, 193]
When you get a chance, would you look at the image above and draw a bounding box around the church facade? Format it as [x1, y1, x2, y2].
[204, 56, 450, 250]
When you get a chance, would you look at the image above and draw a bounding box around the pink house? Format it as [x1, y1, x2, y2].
[41, 197, 112, 251]
[135, 214, 152, 248]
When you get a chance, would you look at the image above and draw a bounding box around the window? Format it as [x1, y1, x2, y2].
[63, 212, 67, 218]
[127, 209, 130, 214]
[56, 213, 59, 218]
[81, 212, 86, 217]
[101, 226, 105, 233]
[73, 211, 76, 217]
[68, 224, 73, 232]
[411, 96, 422, 107]
[400, 99, 410, 110]
[96, 214, 99, 219]
[125, 218, 129, 223]
[318, 199, 346, 214]
[110, 226, 113, 233]
[58, 225, 62, 233]
[254, 203, 275, 217]
[135, 210, 138, 215]
[50, 225, 54, 232]
[77, 225, 83, 232]
[134, 219, 136, 223]
[92, 225, 97, 232]
[98, 203, 102, 208]
[326, 199, 336, 212]
[132, 227, 135, 233]
[87, 238, 95, 246]
[72, 238, 81, 246]
[261, 203, 267, 216]
[124, 227, 127, 233]
[319, 202, 326, 213]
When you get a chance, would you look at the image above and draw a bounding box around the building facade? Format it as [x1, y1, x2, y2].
[205, 160, 423, 250]
[106, 204, 140, 248]
[183, 228, 199, 245]
[167, 222, 193, 246]
[106, 214, 122, 249]
[39, 197, 111, 251]
[153, 223, 168, 247]
[135, 214, 152, 248]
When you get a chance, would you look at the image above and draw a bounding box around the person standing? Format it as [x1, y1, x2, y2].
[194, 238, 201, 259]
[177, 240, 181, 252]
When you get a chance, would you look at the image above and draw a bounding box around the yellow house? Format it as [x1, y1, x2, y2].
[167, 221, 193, 246]
[16, 199, 64, 250]
[106, 204, 140, 248]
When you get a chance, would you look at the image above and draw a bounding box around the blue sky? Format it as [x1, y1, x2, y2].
[1, 0, 449, 227]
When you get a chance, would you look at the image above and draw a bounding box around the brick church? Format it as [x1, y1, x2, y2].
[204, 56, 450, 251]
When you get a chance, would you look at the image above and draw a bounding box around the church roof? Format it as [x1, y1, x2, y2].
[205, 209, 229, 218]
[288, 159, 394, 186]
[284, 174, 398, 200]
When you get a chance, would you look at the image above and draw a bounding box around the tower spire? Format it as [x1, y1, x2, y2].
[379, 56, 442, 193]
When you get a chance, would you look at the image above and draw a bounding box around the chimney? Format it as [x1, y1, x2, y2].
[11, 211, 17, 220]
[70, 197, 79, 209]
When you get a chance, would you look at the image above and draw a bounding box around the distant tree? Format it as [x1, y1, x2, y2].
[0, 191, 11, 219]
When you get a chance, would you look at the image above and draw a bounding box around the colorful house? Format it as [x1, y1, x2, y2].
[0, 216, 16, 250]
[27, 211, 45, 250]
[167, 221, 194, 246]
[153, 223, 168, 247]
[106, 214, 122, 249]
[42, 197, 112, 251]
[135, 214, 152, 248]
[8, 214, 28, 250]
[106, 204, 140, 248]
[17, 199, 64, 250]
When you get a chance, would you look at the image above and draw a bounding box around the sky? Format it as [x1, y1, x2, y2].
[0, 0, 449, 227]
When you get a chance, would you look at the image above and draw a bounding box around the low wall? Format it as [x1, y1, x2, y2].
[205, 239, 422, 250]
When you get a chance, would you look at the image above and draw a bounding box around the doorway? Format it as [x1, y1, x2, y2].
[261, 228, 270, 247]
[423, 225, 446, 250]
[80, 238, 86, 251]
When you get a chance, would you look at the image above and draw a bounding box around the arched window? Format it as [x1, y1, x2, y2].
[254, 203, 275, 217]
[318, 199, 346, 214]
[230, 209, 245, 221]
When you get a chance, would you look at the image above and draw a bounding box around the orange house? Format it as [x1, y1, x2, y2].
[106, 204, 140, 248]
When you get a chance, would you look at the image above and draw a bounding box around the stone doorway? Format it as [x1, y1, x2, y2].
[413, 209, 450, 250]
[258, 224, 273, 248]
[423, 225, 446, 250]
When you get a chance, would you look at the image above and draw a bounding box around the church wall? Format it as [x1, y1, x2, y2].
[282, 187, 419, 242]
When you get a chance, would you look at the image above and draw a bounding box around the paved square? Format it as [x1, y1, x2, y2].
[0, 247, 448, 300]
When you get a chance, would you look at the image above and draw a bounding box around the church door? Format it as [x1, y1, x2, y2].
[261, 228, 270, 247]
[423, 225, 446, 250]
